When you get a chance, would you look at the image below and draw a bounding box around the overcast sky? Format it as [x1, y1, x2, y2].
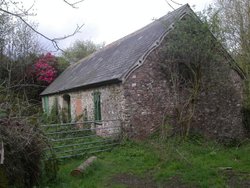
[23, 0, 214, 51]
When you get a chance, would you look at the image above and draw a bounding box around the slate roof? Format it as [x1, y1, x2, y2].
[41, 4, 191, 96]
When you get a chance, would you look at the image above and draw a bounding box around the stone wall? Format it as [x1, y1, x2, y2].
[44, 83, 125, 137]
[123, 44, 175, 138]
[192, 56, 245, 141]
[123, 39, 245, 141]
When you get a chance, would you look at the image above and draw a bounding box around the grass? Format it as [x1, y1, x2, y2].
[41, 137, 250, 188]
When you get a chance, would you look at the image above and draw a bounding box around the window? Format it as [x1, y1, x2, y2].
[63, 94, 71, 122]
[178, 62, 195, 86]
[43, 96, 49, 113]
[52, 97, 59, 115]
[93, 91, 101, 121]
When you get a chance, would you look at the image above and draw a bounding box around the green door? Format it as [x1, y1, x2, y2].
[93, 91, 101, 121]
[43, 96, 49, 114]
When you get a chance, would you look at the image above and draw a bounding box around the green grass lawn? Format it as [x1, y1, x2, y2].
[42, 137, 250, 188]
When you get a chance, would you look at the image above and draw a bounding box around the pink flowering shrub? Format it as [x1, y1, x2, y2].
[31, 53, 58, 84]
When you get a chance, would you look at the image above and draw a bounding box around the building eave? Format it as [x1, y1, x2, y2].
[40, 78, 122, 97]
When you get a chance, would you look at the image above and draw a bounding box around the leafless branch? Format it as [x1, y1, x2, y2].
[165, 0, 175, 10]
[9, 0, 36, 16]
[0, 0, 85, 52]
[63, 0, 84, 8]
[7, 84, 46, 89]
[53, 24, 84, 41]
[170, 0, 183, 6]
[0, 7, 84, 52]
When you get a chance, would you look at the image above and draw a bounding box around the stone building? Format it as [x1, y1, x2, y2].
[41, 4, 246, 140]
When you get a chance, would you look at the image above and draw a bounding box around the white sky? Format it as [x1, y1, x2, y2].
[23, 0, 214, 51]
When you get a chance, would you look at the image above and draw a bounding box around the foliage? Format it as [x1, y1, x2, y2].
[213, 0, 250, 57]
[43, 137, 250, 187]
[205, 1, 250, 134]
[0, 118, 48, 187]
[241, 83, 250, 131]
[204, 1, 250, 80]
[40, 102, 61, 125]
[0, 88, 59, 187]
[62, 40, 104, 63]
[29, 53, 58, 84]
[21, 53, 69, 100]
[0, 2, 73, 188]
[160, 14, 219, 138]
[0, 11, 45, 101]
[0, 3, 69, 100]
[0, 13, 41, 63]
[56, 56, 70, 74]
[164, 15, 217, 66]
[0, 86, 41, 118]
[195, 2, 250, 137]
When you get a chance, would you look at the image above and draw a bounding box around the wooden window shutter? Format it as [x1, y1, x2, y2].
[44, 96, 49, 113]
[93, 92, 101, 121]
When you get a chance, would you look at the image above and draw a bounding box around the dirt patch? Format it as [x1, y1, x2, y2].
[109, 173, 157, 188]
[108, 173, 194, 188]
[223, 169, 250, 188]
[162, 176, 196, 188]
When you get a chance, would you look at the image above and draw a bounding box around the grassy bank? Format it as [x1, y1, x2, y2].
[44, 137, 250, 188]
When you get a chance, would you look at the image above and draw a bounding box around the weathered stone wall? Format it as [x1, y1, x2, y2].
[123, 44, 175, 138]
[44, 83, 125, 137]
[192, 57, 245, 141]
[123, 40, 245, 141]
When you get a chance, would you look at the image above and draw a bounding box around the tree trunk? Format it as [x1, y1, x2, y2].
[70, 156, 97, 176]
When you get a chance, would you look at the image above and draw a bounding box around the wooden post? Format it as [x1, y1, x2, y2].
[70, 156, 97, 176]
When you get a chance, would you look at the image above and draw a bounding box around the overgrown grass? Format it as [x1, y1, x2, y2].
[42, 137, 250, 188]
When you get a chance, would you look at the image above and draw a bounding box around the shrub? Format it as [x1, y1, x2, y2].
[0, 118, 57, 187]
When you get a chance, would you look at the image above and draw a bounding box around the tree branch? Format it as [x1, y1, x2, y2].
[0, 0, 85, 52]
[63, 0, 84, 9]
[165, 0, 175, 10]
[170, 0, 182, 6]
[7, 84, 46, 89]
[9, 0, 36, 16]
[0, 7, 84, 52]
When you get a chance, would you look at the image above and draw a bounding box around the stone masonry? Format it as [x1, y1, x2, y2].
[45, 84, 125, 137]
[122, 38, 245, 141]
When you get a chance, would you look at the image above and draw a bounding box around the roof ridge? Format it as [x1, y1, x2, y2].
[105, 4, 190, 50]
[121, 4, 191, 80]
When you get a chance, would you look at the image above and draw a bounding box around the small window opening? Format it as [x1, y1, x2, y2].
[178, 63, 195, 86]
